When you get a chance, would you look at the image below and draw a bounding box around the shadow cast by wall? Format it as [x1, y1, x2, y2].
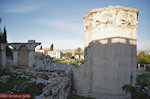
[73, 37, 137, 98]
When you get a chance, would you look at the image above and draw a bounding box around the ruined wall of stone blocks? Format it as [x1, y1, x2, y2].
[18, 45, 29, 66]
[73, 6, 138, 99]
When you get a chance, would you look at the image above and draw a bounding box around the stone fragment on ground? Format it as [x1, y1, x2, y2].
[0, 75, 10, 83]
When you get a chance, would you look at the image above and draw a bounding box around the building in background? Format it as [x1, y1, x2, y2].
[35, 49, 45, 54]
[48, 51, 62, 59]
[74, 55, 84, 60]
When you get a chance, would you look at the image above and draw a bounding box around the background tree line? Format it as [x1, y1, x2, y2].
[0, 17, 12, 59]
[137, 52, 150, 64]
[0, 17, 7, 43]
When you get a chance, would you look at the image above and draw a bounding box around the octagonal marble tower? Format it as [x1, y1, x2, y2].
[73, 6, 139, 99]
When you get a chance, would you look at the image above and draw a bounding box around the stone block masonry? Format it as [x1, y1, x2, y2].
[7, 67, 72, 99]
[0, 40, 41, 68]
[73, 6, 138, 99]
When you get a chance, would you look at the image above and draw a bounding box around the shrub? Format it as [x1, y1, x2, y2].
[122, 73, 150, 99]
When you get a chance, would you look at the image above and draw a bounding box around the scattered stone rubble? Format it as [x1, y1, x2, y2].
[0, 75, 10, 83]
[6, 67, 72, 99]
[41, 70, 71, 99]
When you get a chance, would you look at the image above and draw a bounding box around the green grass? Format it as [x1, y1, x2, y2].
[0, 71, 11, 76]
[146, 67, 150, 72]
[122, 73, 150, 99]
[51, 59, 65, 63]
[51, 59, 77, 63]
[0, 75, 45, 99]
[51, 59, 84, 68]
[11, 83, 45, 99]
[51, 59, 70, 63]
[137, 73, 150, 85]
[0, 76, 27, 93]
[67, 90, 94, 99]
[21, 83, 45, 99]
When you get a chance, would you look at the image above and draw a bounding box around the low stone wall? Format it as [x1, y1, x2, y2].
[41, 72, 71, 99]
[34, 53, 74, 71]
[8, 67, 72, 99]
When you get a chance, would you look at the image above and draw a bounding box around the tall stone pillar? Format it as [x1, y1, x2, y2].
[0, 43, 7, 68]
[1, 50, 6, 68]
[28, 50, 35, 67]
[27, 40, 40, 67]
[73, 6, 139, 99]
[13, 49, 18, 66]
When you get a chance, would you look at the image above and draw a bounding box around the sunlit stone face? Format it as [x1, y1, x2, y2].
[73, 6, 139, 99]
[84, 6, 138, 47]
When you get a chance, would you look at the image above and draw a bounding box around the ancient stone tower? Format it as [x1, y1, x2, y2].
[73, 6, 138, 99]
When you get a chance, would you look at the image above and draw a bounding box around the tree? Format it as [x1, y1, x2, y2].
[0, 18, 4, 43]
[74, 48, 84, 60]
[139, 52, 145, 57]
[137, 57, 148, 64]
[39, 45, 43, 50]
[0, 32, 3, 43]
[50, 43, 54, 51]
[0, 18, 7, 43]
[137, 54, 150, 64]
[6, 46, 13, 59]
[122, 73, 150, 99]
[0, 17, 2, 43]
[3, 26, 7, 43]
[66, 52, 72, 59]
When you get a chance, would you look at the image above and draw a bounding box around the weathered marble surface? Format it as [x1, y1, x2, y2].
[73, 6, 138, 99]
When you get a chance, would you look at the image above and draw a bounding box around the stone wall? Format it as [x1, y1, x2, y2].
[41, 70, 71, 99]
[0, 41, 40, 68]
[73, 6, 138, 99]
[34, 53, 74, 71]
[18, 45, 29, 66]
[9, 67, 72, 99]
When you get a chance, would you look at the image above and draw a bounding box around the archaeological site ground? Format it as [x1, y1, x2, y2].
[0, 5, 150, 99]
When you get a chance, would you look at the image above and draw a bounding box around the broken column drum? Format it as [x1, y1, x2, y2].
[73, 6, 138, 99]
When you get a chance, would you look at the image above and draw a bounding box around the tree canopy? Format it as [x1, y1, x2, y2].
[0, 17, 1, 23]
[3, 26, 7, 43]
[39, 45, 43, 50]
[139, 52, 145, 57]
[74, 48, 84, 60]
[0, 27, 7, 43]
[65, 52, 72, 59]
[137, 54, 150, 64]
[0, 18, 7, 43]
[50, 43, 54, 51]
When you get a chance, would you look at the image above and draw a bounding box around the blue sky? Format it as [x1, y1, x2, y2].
[0, 0, 150, 50]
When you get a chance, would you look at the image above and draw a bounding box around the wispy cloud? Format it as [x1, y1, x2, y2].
[2, 5, 39, 13]
[0, 1, 41, 13]
[36, 18, 84, 35]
